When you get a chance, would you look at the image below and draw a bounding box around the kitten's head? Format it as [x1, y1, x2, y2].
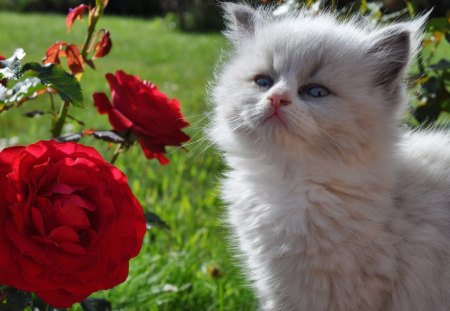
[209, 3, 426, 164]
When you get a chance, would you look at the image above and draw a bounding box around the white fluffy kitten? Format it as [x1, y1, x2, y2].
[208, 2, 450, 311]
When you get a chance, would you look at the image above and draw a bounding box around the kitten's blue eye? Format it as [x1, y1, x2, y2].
[254, 75, 273, 88]
[307, 85, 330, 97]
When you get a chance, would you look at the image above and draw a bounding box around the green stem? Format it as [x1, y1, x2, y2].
[110, 142, 131, 165]
[81, 5, 105, 60]
[110, 143, 125, 165]
[110, 130, 131, 164]
[51, 101, 70, 138]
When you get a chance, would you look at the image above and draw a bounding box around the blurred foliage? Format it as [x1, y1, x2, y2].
[411, 18, 450, 125]
[0, 0, 162, 16]
[159, 0, 236, 32]
[0, 0, 88, 13]
[0, 0, 220, 31]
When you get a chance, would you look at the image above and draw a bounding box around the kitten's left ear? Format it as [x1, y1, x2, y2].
[366, 13, 429, 87]
[222, 2, 257, 44]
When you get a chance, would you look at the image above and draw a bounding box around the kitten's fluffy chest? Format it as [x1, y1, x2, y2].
[224, 156, 394, 243]
[223, 157, 398, 310]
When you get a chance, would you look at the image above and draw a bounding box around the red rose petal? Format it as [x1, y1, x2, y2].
[31, 207, 45, 236]
[22, 140, 48, 158]
[46, 182, 84, 195]
[0, 146, 23, 165]
[108, 108, 133, 132]
[5, 222, 50, 265]
[57, 156, 97, 172]
[59, 243, 86, 255]
[49, 226, 79, 244]
[93, 92, 112, 114]
[54, 202, 90, 228]
[138, 138, 170, 164]
[70, 194, 97, 212]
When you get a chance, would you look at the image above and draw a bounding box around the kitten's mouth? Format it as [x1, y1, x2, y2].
[263, 110, 289, 129]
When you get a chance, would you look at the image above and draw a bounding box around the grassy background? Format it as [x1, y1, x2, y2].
[0, 12, 257, 311]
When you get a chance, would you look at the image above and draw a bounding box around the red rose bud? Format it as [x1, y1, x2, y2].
[93, 70, 190, 165]
[0, 140, 146, 308]
[94, 30, 112, 58]
[66, 4, 90, 33]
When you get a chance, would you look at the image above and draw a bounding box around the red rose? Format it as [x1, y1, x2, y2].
[0, 140, 146, 308]
[93, 70, 190, 165]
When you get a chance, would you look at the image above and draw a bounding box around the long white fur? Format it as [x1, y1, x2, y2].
[208, 3, 450, 311]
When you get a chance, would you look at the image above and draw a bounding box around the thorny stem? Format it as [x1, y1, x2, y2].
[49, 92, 56, 129]
[110, 143, 124, 165]
[49, 92, 56, 114]
[50, 3, 106, 138]
[81, 4, 105, 60]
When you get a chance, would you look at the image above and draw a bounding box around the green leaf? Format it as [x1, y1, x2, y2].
[92, 130, 125, 143]
[4, 288, 32, 309]
[21, 62, 83, 107]
[81, 297, 112, 311]
[427, 18, 450, 33]
[24, 110, 45, 117]
[428, 59, 450, 71]
[145, 211, 170, 230]
[55, 132, 83, 142]
[0, 303, 22, 311]
[446, 32, 450, 44]
[441, 99, 450, 112]
[1, 77, 45, 104]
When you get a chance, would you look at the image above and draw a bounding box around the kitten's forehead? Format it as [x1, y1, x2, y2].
[248, 15, 367, 77]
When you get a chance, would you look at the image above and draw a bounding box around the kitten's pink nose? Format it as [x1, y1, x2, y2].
[268, 93, 291, 109]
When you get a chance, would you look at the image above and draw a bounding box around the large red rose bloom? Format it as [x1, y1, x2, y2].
[93, 70, 190, 165]
[0, 140, 146, 308]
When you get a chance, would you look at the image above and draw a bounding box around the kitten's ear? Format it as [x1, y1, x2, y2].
[366, 13, 428, 87]
[222, 2, 257, 44]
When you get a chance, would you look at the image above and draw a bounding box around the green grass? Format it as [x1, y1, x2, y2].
[0, 12, 257, 311]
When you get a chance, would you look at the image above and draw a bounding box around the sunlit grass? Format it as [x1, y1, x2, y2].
[0, 12, 257, 311]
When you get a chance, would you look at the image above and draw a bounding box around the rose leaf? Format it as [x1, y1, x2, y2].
[145, 211, 170, 230]
[21, 62, 83, 107]
[92, 130, 125, 143]
[80, 297, 112, 311]
[55, 132, 83, 142]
